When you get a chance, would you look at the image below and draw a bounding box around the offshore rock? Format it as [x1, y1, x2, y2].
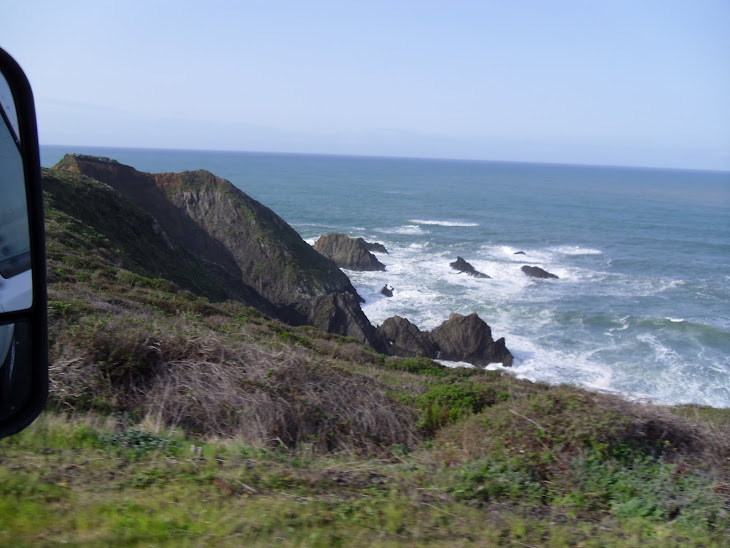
[380, 284, 394, 297]
[378, 312, 513, 367]
[450, 256, 490, 278]
[314, 233, 386, 271]
[522, 265, 559, 279]
[430, 312, 513, 367]
[514, 251, 526, 255]
[378, 316, 436, 358]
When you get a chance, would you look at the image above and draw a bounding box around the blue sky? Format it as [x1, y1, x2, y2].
[3, 1, 729, 170]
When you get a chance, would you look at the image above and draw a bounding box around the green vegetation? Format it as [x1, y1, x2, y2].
[2, 409, 728, 546]
[1, 166, 727, 545]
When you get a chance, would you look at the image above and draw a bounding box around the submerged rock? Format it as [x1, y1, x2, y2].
[514, 251, 526, 255]
[521, 265, 559, 279]
[314, 233, 386, 271]
[450, 256, 490, 278]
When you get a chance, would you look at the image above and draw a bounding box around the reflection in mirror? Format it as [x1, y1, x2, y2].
[0, 72, 32, 313]
[0, 321, 31, 421]
[0, 73, 19, 141]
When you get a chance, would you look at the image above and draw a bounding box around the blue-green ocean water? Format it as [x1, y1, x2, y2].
[42, 146, 730, 407]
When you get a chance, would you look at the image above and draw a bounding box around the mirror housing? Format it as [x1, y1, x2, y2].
[0, 48, 48, 438]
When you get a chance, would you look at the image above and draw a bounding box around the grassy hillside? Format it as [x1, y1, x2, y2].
[0, 166, 727, 545]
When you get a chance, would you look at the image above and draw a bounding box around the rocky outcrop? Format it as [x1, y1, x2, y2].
[53, 155, 375, 345]
[514, 251, 526, 255]
[364, 242, 388, 254]
[51, 156, 515, 365]
[314, 233, 386, 271]
[55, 155, 361, 308]
[430, 313, 513, 367]
[378, 312, 513, 367]
[522, 265, 559, 279]
[380, 284, 394, 297]
[306, 292, 387, 353]
[378, 316, 437, 358]
[450, 256, 490, 278]
[41, 167, 280, 316]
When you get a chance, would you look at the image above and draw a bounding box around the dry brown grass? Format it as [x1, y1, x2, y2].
[49, 314, 419, 455]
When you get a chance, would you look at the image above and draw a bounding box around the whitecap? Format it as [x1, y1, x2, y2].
[549, 245, 603, 256]
[408, 219, 479, 227]
[381, 225, 427, 235]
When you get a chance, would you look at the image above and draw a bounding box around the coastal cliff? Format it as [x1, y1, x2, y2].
[33, 156, 730, 545]
[55, 155, 358, 307]
[51, 154, 510, 364]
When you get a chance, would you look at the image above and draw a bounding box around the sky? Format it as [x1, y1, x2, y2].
[3, 1, 729, 170]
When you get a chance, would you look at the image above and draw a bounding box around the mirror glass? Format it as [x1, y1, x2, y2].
[0, 320, 31, 421]
[0, 72, 32, 313]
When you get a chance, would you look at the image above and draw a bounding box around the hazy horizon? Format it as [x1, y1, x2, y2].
[41, 143, 730, 174]
[7, 1, 730, 171]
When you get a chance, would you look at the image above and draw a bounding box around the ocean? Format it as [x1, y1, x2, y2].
[41, 146, 730, 408]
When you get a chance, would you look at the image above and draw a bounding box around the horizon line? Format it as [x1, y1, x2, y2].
[40, 142, 730, 175]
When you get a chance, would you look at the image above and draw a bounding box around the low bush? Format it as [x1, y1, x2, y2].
[49, 314, 419, 454]
[416, 381, 507, 433]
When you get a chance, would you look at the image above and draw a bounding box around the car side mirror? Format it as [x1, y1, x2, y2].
[0, 48, 48, 438]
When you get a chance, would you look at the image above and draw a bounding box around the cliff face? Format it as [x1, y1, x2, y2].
[55, 155, 359, 311]
[42, 167, 279, 315]
[50, 154, 512, 364]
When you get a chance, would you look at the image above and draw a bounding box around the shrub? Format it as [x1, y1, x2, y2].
[385, 357, 447, 377]
[49, 315, 419, 455]
[417, 382, 504, 433]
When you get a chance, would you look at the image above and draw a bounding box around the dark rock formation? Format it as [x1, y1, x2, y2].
[41, 167, 280, 316]
[51, 155, 515, 365]
[314, 233, 386, 272]
[377, 312, 513, 367]
[514, 251, 526, 255]
[522, 265, 559, 279]
[378, 316, 436, 358]
[380, 285, 394, 297]
[53, 155, 380, 346]
[306, 292, 387, 353]
[364, 241, 388, 254]
[55, 155, 360, 307]
[450, 256, 490, 278]
[430, 313, 513, 367]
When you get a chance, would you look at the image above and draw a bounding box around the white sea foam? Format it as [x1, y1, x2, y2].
[667, 318, 684, 323]
[408, 219, 479, 227]
[381, 225, 427, 235]
[549, 245, 603, 256]
[348, 224, 728, 408]
[354, 239, 702, 404]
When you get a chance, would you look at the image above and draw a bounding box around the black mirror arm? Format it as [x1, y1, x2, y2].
[0, 48, 48, 439]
